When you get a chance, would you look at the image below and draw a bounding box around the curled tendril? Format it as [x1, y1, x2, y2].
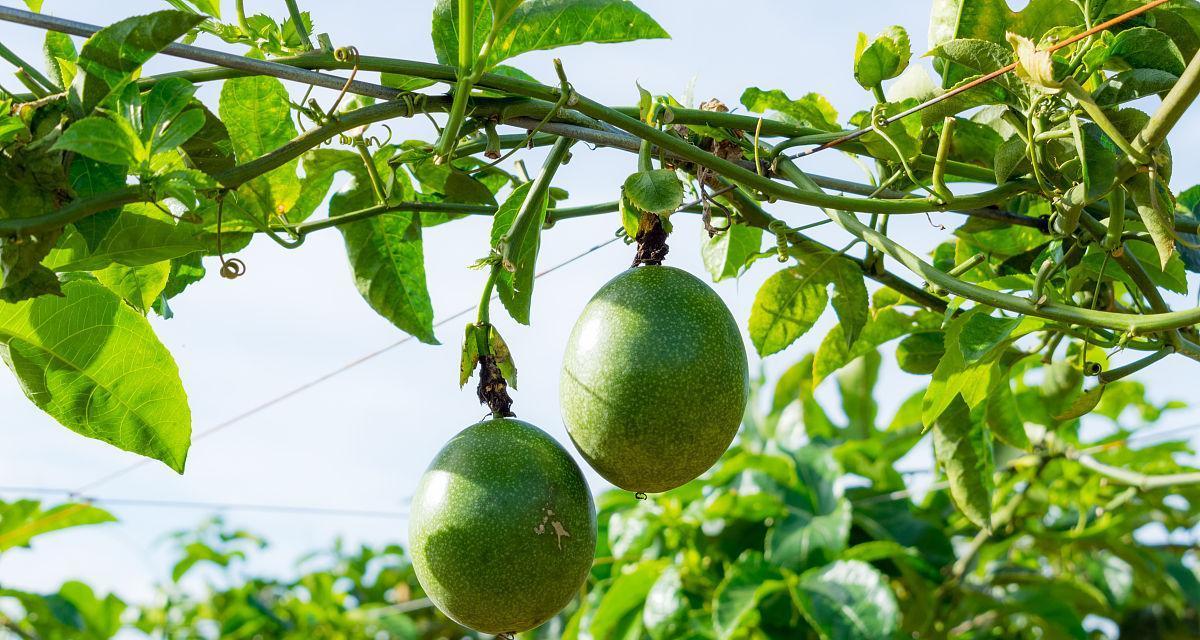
[327, 45, 360, 116]
[768, 219, 791, 262]
[1084, 361, 1103, 376]
[363, 123, 393, 148]
[634, 492, 648, 501]
[215, 192, 246, 280]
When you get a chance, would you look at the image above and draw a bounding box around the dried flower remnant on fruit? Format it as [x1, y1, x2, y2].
[476, 355, 514, 417]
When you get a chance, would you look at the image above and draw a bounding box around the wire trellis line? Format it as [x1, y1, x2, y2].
[69, 236, 623, 496]
[0, 486, 409, 519]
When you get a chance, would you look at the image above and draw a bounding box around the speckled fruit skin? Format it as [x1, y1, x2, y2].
[408, 418, 597, 635]
[561, 265, 750, 493]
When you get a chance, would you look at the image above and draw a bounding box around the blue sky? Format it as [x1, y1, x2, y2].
[1, 0, 1198, 602]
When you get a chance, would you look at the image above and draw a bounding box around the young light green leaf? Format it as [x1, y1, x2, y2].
[0, 279, 191, 471]
[0, 500, 116, 553]
[77, 10, 204, 112]
[432, 0, 669, 68]
[749, 265, 829, 356]
[854, 26, 911, 90]
[932, 395, 994, 530]
[701, 223, 763, 282]
[94, 261, 171, 314]
[52, 116, 143, 167]
[218, 75, 300, 217]
[792, 560, 899, 640]
[740, 87, 840, 131]
[46, 204, 205, 272]
[43, 31, 78, 90]
[623, 169, 683, 215]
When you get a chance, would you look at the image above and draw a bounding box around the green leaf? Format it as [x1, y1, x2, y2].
[932, 395, 993, 529]
[623, 169, 683, 215]
[713, 551, 785, 640]
[379, 72, 436, 91]
[432, 0, 670, 68]
[141, 77, 198, 143]
[77, 10, 204, 113]
[179, 103, 236, 175]
[929, 0, 1080, 87]
[896, 331, 944, 375]
[218, 74, 301, 218]
[986, 381, 1030, 449]
[1055, 384, 1107, 422]
[0, 500, 115, 553]
[792, 560, 899, 640]
[922, 309, 1022, 425]
[94, 261, 171, 314]
[153, 252, 204, 319]
[1128, 174, 1177, 270]
[1095, 69, 1177, 106]
[590, 560, 665, 640]
[701, 223, 762, 282]
[52, 116, 143, 167]
[151, 107, 205, 155]
[816, 252, 869, 348]
[490, 181, 549, 324]
[642, 565, 689, 640]
[47, 204, 204, 272]
[332, 153, 437, 344]
[68, 157, 127, 251]
[768, 499, 851, 572]
[749, 265, 828, 357]
[854, 26, 911, 90]
[740, 87, 840, 131]
[813, 307, 930, 385]
[0, 279, 191, 471]
[1107, 27, 1187, 76]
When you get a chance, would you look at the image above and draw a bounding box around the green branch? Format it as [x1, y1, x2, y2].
[1069, 448, 1200, 490]
[772, 157, 1200, 334]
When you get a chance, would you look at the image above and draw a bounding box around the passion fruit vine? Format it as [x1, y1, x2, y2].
[561, 265, 750, 493]
[409, 418, 597, 635]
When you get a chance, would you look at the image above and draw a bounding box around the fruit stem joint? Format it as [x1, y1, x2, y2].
[476, 355, 515, 417]
[632, 212, 669, 267]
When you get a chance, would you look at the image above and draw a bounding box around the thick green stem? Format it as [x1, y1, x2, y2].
[1063, 78, 1148, 164]
[0, 40, 57, 92]
[476, 261, 500, 327]
[1069, 447, 1200, 489]
[433, 0, 476, 161]
[932, 117, 956, 202]
[1134, 48, 1200, 154]
[499, 136, 574, 269]
[1097, 348, 1172, 383]
[351, 137, 386, 204]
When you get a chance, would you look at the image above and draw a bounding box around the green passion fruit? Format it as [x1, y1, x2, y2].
[409, 418, 596, 635]
[560, 265, 749, 493]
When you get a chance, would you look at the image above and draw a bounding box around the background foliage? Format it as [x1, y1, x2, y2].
[3, 0, 1200, 637]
